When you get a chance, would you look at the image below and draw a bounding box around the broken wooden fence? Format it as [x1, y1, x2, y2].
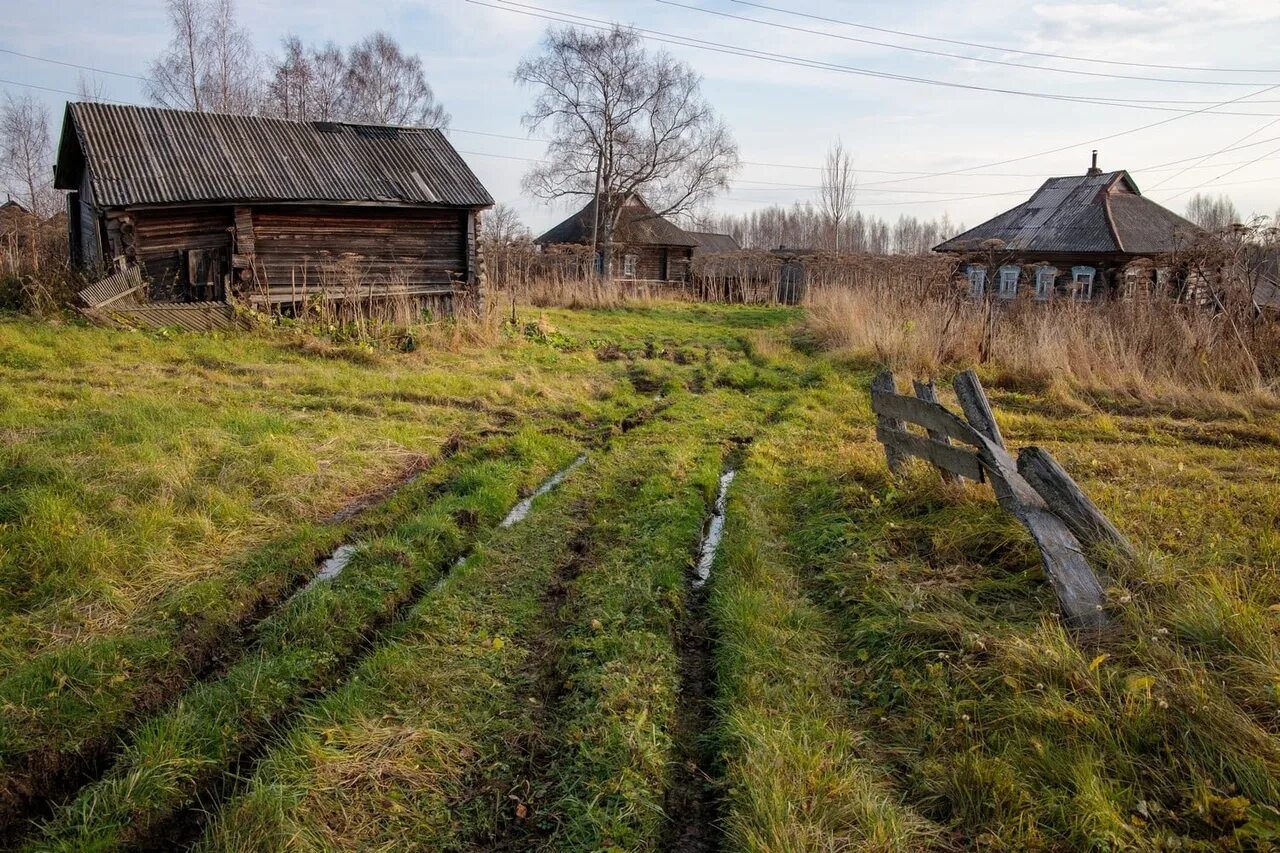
[871, 369, 1132, 633]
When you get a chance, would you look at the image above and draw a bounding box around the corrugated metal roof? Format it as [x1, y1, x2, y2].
[536, 194, 699, 247]
[687, 230, 742, 253]
[934, 170, 1200, 256]
[55, 102, 493, 208]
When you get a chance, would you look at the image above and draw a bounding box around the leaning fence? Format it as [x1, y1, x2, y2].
[870, 369, 1132, 633]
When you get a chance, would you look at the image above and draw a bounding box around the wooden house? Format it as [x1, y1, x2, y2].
[54, 102, 493, 314]
[535, 194, 698, 283]
[934, 154, 1202, 301]
[687, 230, 742, 255]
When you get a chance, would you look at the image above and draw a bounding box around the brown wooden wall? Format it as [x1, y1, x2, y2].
[249, 206, 468, 301]
[129, 207, 235, 300]
[620, 245, 693, 282]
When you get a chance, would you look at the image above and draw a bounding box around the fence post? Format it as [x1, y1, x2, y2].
[1017, 446, 1135, 560]
[953, 369, 1005, 448]
[871, 370, 908, 474]
[912, 379, 961, 485]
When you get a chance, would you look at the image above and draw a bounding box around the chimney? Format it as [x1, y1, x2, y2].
[1086, 149, 1102, 176]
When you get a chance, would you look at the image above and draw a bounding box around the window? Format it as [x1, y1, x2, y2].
[1071, 266, 1095, 301]
[967, 265, 986, 298]
[1035, 267, 1057, 301]
[622, 254, 638, 279]
[998, 265, 1020, 299]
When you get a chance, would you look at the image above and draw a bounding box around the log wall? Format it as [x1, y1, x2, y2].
[248, 206, 468, 302]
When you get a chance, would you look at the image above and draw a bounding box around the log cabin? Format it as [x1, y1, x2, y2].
[54, 102, 493, 315]
[535, 194, 699, 283]
[934, 153, 1203, 301]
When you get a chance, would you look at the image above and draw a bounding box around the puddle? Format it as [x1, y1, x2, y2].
[693, 469, 736, 588]
[312, 454, 589, 586]
[500, 454, 587, 528]
[308, 544, 359, 586]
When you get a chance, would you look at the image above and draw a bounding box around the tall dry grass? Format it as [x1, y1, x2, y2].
[806, 282, 1280, 406]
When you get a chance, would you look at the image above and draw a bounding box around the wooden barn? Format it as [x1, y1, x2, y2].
[535, 194, 699, 283]
[54, 102, 493, 317]
[934, 154, 1202, 301]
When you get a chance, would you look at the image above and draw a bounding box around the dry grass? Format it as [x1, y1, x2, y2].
[806, 282, 1280, 409]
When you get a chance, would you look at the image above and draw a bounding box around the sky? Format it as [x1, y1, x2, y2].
[3, 0, 1280, 236]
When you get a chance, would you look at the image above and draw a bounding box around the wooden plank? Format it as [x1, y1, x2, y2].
[871, 370, 908, 474]
[1017, 446, 1135, 559]
[970, 434, 1108, 632]
[875, 426, 984, 482]
[913, 379, 961, 485]
[953, 369, 1005, 448]
[871, 390, 985, 448]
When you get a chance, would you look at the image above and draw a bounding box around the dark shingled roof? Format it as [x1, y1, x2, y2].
[54, 102, 493, 208]
[687, 230, 742, 253]
[934, 170, 1201, 255]
[535, 195, 699, 247]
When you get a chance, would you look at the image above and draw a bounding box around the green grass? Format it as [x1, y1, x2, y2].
[197, 387, 756, 851]
[4, 302, 1280, 851]
[25, 427, 577, 850]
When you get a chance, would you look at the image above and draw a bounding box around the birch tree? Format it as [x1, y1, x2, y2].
[344, 33, 449, 127]
[819, 139, 856, 252]
[1, 96, 55, 218]
[515, 25, 739, 274]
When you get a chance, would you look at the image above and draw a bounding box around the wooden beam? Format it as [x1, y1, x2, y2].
[1017, 446, 1135, 560]
[954, 369, 1005, 448]
[875, 426, 984, 482]
[870, 370, 908, 474]
[870, 390, 986, 448]
[913, 379, 962, 484]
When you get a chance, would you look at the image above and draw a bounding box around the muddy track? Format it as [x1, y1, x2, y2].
[478, 526, 593, 852]
[128, 397, 674, 851]
[0, 435, 476, 847]
[660, 457, 743, 853]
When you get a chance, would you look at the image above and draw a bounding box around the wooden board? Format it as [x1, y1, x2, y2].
[870, 390, 985, 447]
[875, 426, 984, 482]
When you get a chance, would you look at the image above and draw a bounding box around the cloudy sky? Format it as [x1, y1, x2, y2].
[4, 0, 1279, 234]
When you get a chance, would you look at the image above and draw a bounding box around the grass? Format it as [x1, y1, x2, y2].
[4, 299, 1280, 850]
[196, 387, 756, 851]
[25, 427, 578, 850]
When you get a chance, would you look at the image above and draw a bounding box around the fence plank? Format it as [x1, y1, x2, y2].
[1017, 446, 1135, 560]
[875, 426, 984, 482]
[953, 370, 1005, 448]
[913, 379, 963, 484]
[870, 371, 908, 474]
[870, 391, 985, 447]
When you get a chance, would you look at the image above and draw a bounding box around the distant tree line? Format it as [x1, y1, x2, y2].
[694, 203, 965, 256]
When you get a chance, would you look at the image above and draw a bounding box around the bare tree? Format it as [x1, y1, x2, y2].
[147, 0, 206, 111]
[308, 42, 348, 121]
[515, 25, 738, 275]
[1186, 192, 1241, 231]
[76, 73, 110, 103]
[482, 203, 530, 246]
[266, 35, 314, 120]
[200, 0, 259, 114]
[1, 96, 55, 218]
[344, 33, 449, 127]
[819, 138, 856, 252]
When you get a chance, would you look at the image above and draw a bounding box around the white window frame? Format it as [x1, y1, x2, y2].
[622, 253, 638, 279]
[997, 265, 1020, 299]
[967, 265, 986, 298]
[1071, 266, 1095, 301]
[1034, 267, 1057, 301]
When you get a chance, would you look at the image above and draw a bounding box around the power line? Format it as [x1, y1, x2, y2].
[1145, 116, 1280, 190]
[0, 47, 150, 82]
[655, 0, 1276, 88]
[468, 0, 1280, 117]
[729, 0, 1280, 75]
[1165, 143, 1280, 202]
